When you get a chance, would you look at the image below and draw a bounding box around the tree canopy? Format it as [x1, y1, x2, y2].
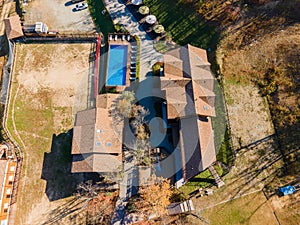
[137, 176, 172, 218]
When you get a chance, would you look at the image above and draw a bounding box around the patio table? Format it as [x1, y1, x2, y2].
[145, 15, 157, 25]
[138, 6, 149, 15]
[153, 24, 164, 33]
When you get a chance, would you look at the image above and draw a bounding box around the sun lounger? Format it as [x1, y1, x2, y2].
[114, 35, 118, 41]
[131, 45, 137, 48]
[130, 77, 136, 81]
[130, 71, 136, 75]
[127, 35, 131, 41]
[130, 66, 136, 69]
[109, 35, 113, 41]
[122, 35, 126, 41]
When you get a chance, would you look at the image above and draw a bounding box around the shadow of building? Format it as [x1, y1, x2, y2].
[41, 131, 100, 201]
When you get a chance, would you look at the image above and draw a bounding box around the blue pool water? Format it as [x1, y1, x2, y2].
[106, 45, 128, 86]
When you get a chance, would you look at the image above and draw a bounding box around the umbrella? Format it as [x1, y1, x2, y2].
[138, 6, 149, 15]
[145, 15, 157, 25]
[153, 25, 164, 34]
[132, 0, 143, 5]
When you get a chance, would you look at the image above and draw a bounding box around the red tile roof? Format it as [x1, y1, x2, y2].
[71, 94, 123, 173]
[161, 44, 217, 181]
[4, 15, 23, 39]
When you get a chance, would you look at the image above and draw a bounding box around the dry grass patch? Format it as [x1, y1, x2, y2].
[270, 190, 300, 225]
[216, 4, 299, 223]
[201, 191, 278, 225]
[218, 14, 300, 154]
[6, 43, 93, 225]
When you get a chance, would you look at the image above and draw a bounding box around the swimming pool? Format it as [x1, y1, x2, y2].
[106, 44, 128, 86]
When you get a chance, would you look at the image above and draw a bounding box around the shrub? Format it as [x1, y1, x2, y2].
[152, 63, 161, 76]
[133, 35, 141, 79]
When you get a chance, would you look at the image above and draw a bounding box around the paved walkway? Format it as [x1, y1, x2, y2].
[104, 1, 163, 224]
[104, 0, 162, 80]
[111, 151, 138, 225]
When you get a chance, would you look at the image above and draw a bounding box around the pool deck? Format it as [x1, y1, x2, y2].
[106, 39, 131, 93]
[104, 0, 162, 80]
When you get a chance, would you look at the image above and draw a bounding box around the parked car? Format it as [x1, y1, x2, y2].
[75, 2, 88, 11]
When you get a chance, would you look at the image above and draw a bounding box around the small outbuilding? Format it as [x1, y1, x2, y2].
[4, 15, 24, 40]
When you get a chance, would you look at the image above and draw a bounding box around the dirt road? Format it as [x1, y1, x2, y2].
[23, 0, 95, 32]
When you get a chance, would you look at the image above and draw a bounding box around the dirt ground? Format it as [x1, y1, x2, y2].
[23, 0, 95, 32]
[8, 43, 94, 225]
[270, 191, 300, 225]
[15, 43, 93, 114]
[224, 82, 274, 149]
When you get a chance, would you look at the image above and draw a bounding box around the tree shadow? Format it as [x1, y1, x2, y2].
[42, 197, 86, 225]
[189, 177, 215, 183]
[41, 130, 100, 201]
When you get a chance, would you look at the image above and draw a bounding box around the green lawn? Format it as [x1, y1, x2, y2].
[144, 0, 219, 49]
[216, 127, 233, 166]
[212, 79, 232, 165]
[179, 165, 223, 195]
[87, 0, 115, 38]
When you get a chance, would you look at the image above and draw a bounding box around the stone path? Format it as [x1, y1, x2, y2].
[104, 0, 162, 80]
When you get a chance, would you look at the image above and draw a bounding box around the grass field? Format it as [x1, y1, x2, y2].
[201, 191, 278, 225]
[179, 165, 223, 195]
